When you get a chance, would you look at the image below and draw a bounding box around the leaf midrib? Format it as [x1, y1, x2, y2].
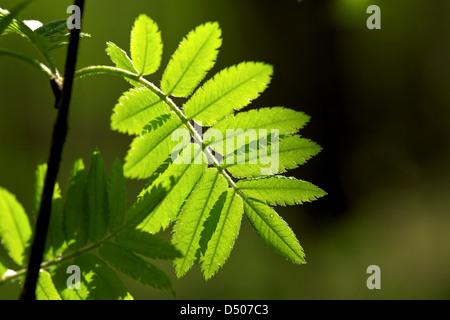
[1, 195, 28, 265]
[203, 190, 236, 275]
[177, 172, 220, 274]
[186, 66, 268, 121]
[125, 120, 183, 172]
[242, 196, 303, 262]
[166, 25, 218, 96]
[114, 92, 169, 128]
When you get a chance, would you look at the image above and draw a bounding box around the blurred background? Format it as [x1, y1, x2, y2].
[0, 0, 449, 299]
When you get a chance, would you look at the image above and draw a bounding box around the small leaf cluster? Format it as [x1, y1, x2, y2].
[0, 2, 89, 78]
[0, 151, 181, 299]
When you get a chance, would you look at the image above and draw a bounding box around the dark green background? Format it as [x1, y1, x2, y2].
[1, 0, 449, 299]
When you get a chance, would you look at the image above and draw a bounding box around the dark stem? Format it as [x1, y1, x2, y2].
[20, 0, 85, 300]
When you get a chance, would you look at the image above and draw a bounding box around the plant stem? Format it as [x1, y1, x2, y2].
[76, 66, 241, 191]
[0, 49, 55, 79]
[20, 0, 85, 300]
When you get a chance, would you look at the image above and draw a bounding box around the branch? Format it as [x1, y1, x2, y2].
[20, 0, 86, 300]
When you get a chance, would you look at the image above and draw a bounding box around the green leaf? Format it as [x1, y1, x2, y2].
[0, 260, 6, 278]
[132, 149, 206, 233]
[43, 184, 67, 260]
[0, 1, 35, 37]
[183, 62, 273, 126]
[33, 163, 66, 260]
[33, 162, 47, 221]
[75, 254, 133, 300]
[115, 229, 182, 260]
[106, 41, 138, 79]
[0, 7, 41, 38]
[86, 151, 109, 242]
[111, 86, 171, 135]
[225, 135, 322, 178]
[34, 19, 67, 37]
[243, 197, 305, 264]
[237, 176, 327, 206]
[201, 189, 243, 280]
[172, 169, 229, 277]
[108, 158, 127, 232]
[123, 115, 185, 179]
[0, 7, 51, 57]
[0, 187, 32, 266]
[161, 22, 222, 97]
[51, 261, 89, 300]
[130, 14, 162, 76]
[52, 255, 133, 300]
[196, 191, 227, 261]
[207, 107, 310, 150]
[63, 158, 88, 249]
[99, 243, 173, 293]
[36, 270, 61, 300]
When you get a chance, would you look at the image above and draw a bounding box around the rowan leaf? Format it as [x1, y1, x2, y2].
[201, 189, 244, 280]
[106, 41, 137, 74]
[85, 150, 109, 242]
[108, 158, 127, 232]
[161, 22, 221, 97]
[99, 243, 173, 293]
[36, 270, 61, 300]
[111, 86, 171, 135]
[237, 176, 327, 206]
[0, 187, 32, 266]
[243, 197, 305, 264]
[183, 62, 273, 126]
[123, 115, 185, 179]
[63, 158, 88, 249]
[130, 14, 162, 76]
[115, 229, 182, 260]
[172, 169, 229, 278]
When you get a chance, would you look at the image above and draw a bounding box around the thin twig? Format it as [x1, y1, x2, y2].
[20, 0, 85, 300]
